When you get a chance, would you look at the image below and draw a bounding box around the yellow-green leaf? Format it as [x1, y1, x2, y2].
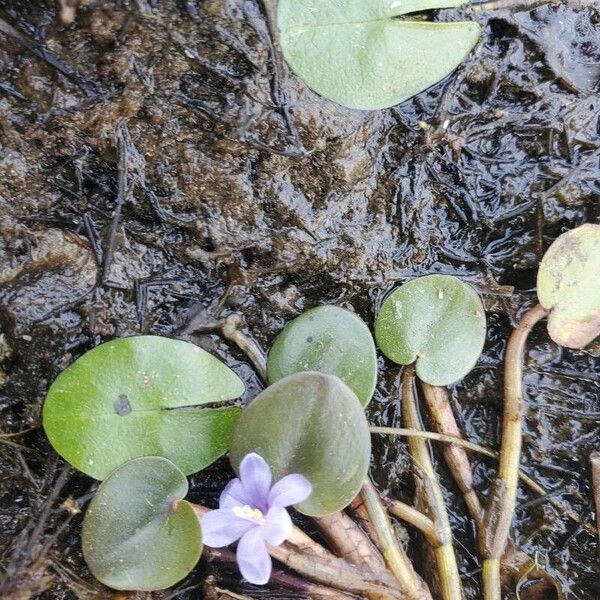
[43, 336, 244, 479]
[278, 0, 481, 110]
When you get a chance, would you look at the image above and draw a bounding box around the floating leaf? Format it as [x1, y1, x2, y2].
[82, 457, 202, 591]
[375, 275, 486, 385]
[43, 336, 244, 479]
[267, 306, 377, 406]
[537, 223, 600, 349]
[230, 372, 370, 516]
[277, 0, 481, 110]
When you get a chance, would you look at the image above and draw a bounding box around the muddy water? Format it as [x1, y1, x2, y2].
[0, 1, 598, 598]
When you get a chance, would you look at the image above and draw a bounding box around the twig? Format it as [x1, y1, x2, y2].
[0, 18, 103, 98]
[479, 304, 548, 600]
[360, 479, 433, 600]
[253, 0, 302, 152]
[101, 121, 132, 284]
[401, 365, 462, 600]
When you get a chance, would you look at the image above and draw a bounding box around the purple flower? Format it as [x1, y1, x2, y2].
[201, 453, 312, 585]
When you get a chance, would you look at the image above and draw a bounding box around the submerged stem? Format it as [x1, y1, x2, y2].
[360, 479, 433, 600]
[401, 365, 462, 600]
[384, 498, 438, 546]
[420, 383, 483, 520]
[370, 424, 592, 530]
[313, 511, 387, 572]
[193, 504, 404, 599]
[419, 383, 561, 596]
[479, 304, 548, 599]
[469, 0, 556, 13]
[482, 558, 502, 600]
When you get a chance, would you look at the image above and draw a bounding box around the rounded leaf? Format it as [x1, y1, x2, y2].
[230, 372, 371, 516]
[82, 456, 202, 591]
[375, 275, 486, 385]
[537, 223, 600, 349]
[278, 0, 481, 110]
[43, 336, 245, 479]
[267, 306, 377, 406]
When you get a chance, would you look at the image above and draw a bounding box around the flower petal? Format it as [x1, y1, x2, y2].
[236, 527, 272, 585]
[220, 478, 252, 509]
[239, 453, 272, 511]
[262, 506, 293, 546]
[267, 474, 312, 508]
[201, 509, 256, 547]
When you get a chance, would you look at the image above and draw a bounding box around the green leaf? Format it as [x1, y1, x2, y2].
[43, 336, 244, 479]
[230, 372, 371, 516]
[267, 306, 377, 407]
[82, 456, 202, 591]
[537, 223, 600, 349]
[277, 0, 481, 110]
[375, 275, 486, 385]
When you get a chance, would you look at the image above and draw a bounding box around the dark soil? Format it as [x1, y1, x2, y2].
[0, 1, 598, 599]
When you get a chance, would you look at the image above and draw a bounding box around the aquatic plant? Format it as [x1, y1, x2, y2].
[39, 225, 599, 596]
[479, 222, 600, 600]
[375, 274, 487, 385]
[43, 336, 244, 479]
[82, 456, 202, 590]
[277, 0, 481, 110]
[201, 453, 312, 584]
[266, 305, 377, 406]
[230, 371, 371, 516]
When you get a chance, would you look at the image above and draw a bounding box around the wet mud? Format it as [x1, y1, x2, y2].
[0, 1, 598, 598]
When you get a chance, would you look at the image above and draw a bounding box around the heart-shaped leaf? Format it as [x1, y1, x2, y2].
[266, 306, 377, 406]
[537, 223, 600, 349]
[277, 0, 481, 110]
[375, 275, 486, 385]
[230, 372, 371, 516]
[82, 456, 202, 591]
[43, 336, 244, 479]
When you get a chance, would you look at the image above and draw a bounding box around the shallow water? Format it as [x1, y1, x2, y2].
[0, 1, 598, 598]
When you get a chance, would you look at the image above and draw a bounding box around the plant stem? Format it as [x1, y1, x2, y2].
[221, 314, 268, 380]
[469, 0, 556, 12]
[370, 425, 590, 527]
[370, 426, 497, 456]
[350, 495, 383, 548]
[205, 547, 360, 600]
[384, 498, 438, 546]
[481, 559, 501, 600]
[313, 511, 387, 572]
[418, 383, 560, 596]
[420, 383, 483, 520]
[479, 304, 548, 600]
[360, 479, 433, 600]
[193, 504, 404, 600]
[401, 365, 462, 600]
[435, 544, 463, 600]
